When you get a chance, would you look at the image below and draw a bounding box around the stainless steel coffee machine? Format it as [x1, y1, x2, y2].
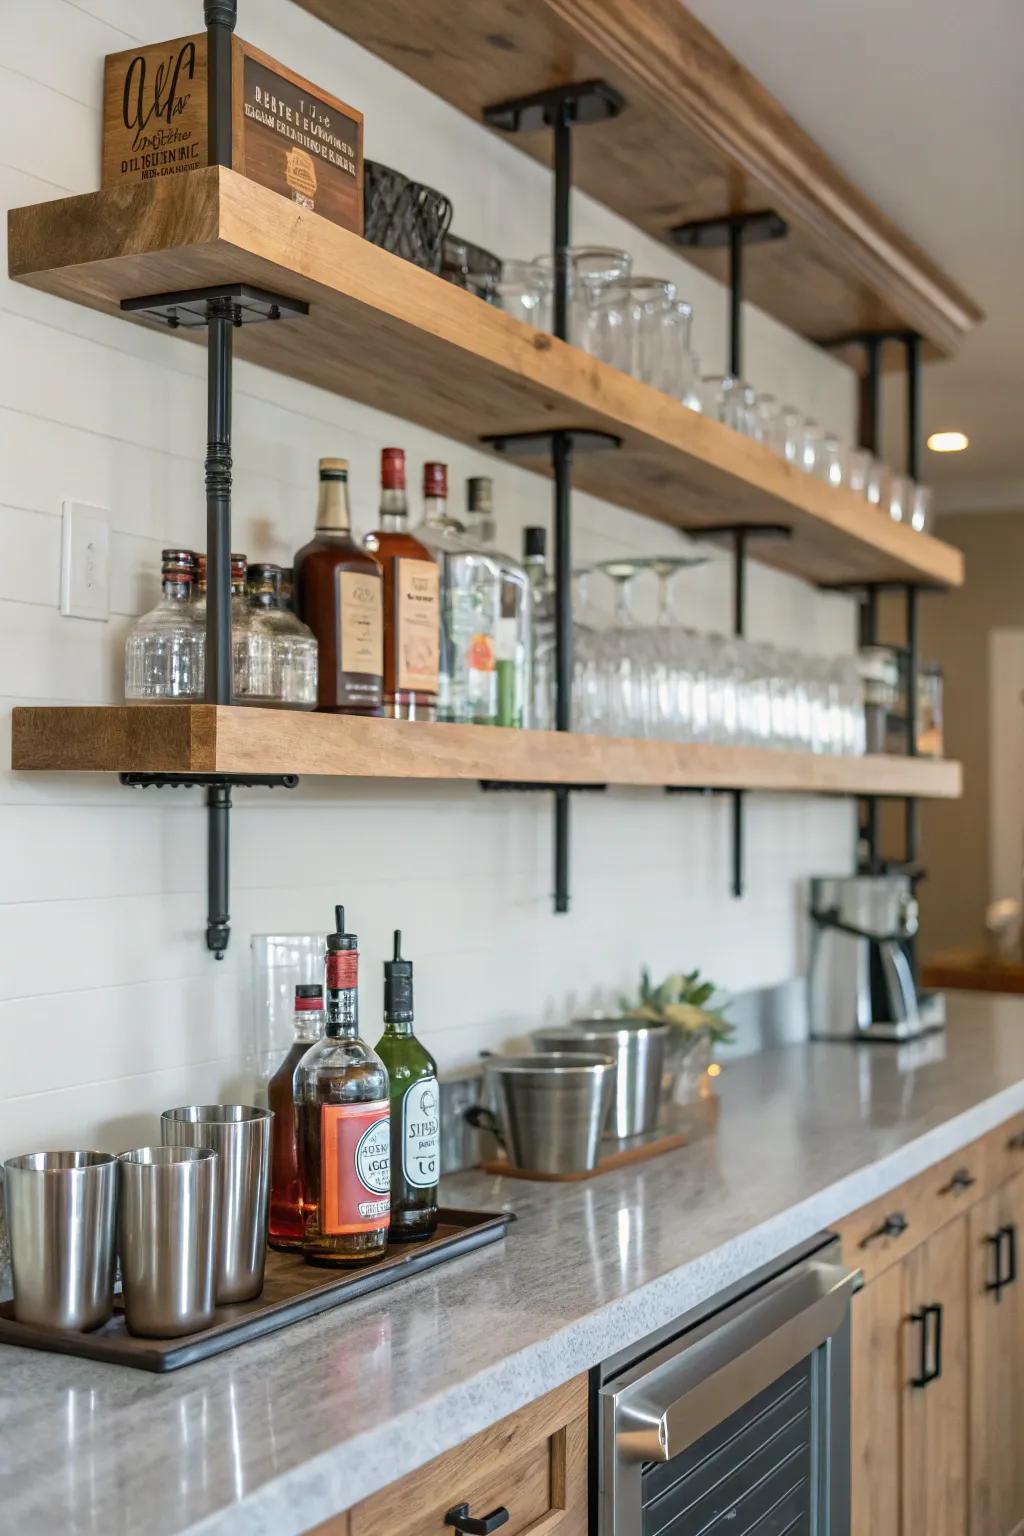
[808, 874, 942, 1041]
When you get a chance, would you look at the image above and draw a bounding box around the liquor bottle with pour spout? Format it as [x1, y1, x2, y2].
[375, 931, 440, 1240]
[298, 906, 391, 1264]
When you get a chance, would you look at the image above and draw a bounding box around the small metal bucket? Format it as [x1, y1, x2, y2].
[476, 1053, 615, 1174]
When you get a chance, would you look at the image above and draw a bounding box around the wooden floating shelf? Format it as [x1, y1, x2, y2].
[11, 706, 963, 798]
[9, 168, 963, 590]
[298, 0, 983, 360]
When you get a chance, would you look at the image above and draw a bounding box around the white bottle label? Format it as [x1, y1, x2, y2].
[403, 1077, 440, 1189]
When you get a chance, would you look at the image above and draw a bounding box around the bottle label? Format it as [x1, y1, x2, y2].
[395, 558, 440, 694]
[402, 1078, 440, 1189]
[337, 570, 383, 679]
[320, 1101, 391, 1234]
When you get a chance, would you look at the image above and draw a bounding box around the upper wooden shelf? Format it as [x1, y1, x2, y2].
[297, 0, 983, 360]
[11, 705, 963, 798]
[9, 168, 963, 590]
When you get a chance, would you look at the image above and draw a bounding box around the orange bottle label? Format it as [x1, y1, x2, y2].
[321, 1101, 391, 1235]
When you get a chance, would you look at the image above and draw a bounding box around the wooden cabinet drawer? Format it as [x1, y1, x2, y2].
[341, 1374, 588, 1536]
[834, 1136, 989, 1284]
[984, 1113, 1024, 1189]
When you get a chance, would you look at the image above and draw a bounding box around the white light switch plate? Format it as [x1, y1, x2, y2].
[60, 501, 110, 620]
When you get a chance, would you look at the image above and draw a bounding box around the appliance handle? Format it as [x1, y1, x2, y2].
[811, 906, 906, 943]
[610, 1259, 859, 1464]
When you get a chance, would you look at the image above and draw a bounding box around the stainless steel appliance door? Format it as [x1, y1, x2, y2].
[600, 1251, 857, 1534]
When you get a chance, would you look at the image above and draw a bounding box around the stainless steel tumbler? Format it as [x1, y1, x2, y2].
[118, 1146, 218, 1337]
[160, 1105, 273, 1303]
[3, 1150, 118, 1330]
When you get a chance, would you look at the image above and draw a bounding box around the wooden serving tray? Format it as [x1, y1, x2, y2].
[0, 1207, 510, 1373]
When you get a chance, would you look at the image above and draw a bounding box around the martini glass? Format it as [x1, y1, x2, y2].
[632, 555, 709, 740]
[596, 560, 649, 737]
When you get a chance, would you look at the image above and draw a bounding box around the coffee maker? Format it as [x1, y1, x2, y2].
[808, 874, 941, 1041]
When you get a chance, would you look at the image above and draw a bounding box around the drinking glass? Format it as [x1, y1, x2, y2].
[533, 247, 632, 360]
[596, 560, 649, 736]
[816, 433, 844, 489]
[625, 278, 676, 387]
[771, 405, 804, 466]
[864, 458, 891, 511]
[752, 394, 781, 447]
[703, 375, 757, 436]
[888, 474, 913, 524]
[659, 301, 702, 409]
[570, 568, 607, 734]
[798, 420, 824, 476]
[845, 447, 872, 497]
[910, 484, 935, 534]
[635, 556, 708, 740]
[495, 259, 551, 330]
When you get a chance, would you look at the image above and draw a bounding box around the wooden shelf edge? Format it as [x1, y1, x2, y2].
[8, 171, 964, 591]
[10, 706, 963, 799]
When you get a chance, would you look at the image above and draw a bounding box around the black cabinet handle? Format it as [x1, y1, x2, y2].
[1008, 1130, 1024, 1151]
[910, 1304, 942, 1387]
[860, 1211, 909, 1248]
[445, 1503, 510, 1534]
[939, 1167, 977, 1195]
[986, 1232, 1004, 1296]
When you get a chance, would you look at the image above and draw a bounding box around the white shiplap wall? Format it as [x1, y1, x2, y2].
[0, 0, 859, 1162]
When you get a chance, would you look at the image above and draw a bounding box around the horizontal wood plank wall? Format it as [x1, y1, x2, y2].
[8, 169, 963, 589]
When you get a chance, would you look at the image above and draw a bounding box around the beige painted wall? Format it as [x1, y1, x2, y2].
[911, 510, 1024, 955]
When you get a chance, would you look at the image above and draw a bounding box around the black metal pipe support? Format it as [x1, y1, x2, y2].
[859, 335, 882, 455]
[905, 331, 922, 482]
[207, 783, 231, 958]
[205, 296, 234, 707]
[205, 1, 236, 169]
[728, 222, 743, 379]
[551, 96, 574, 914]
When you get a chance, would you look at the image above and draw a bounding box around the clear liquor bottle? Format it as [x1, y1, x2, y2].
[366, 448, 441, 720]
[374, 932, 439, 1242]
[298, 907, 391, 1265]
[236, 563, 318, 709]
[268, 983, 325, 1251]
[294, 459, 385, 714]
[124, 548, 204, 702]
[465, 477, 532, 729]
[523, 526, 555, 730]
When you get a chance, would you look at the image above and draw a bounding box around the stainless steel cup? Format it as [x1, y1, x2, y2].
[532, 1017, 669, 1138]
[160, 1105, 272, 1303]
[3, 1150, 118, 1330]
[480, 1053, 615, 1174]
[118, 1146, 218, 1337]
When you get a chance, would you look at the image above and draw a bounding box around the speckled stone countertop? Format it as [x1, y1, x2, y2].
[6, 993, 1024, 1536]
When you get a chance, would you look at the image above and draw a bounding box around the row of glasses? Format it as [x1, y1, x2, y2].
[549, 559, 865, 753]
[494, 246, 703, 409]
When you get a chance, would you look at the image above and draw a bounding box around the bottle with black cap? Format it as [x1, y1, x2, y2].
[375, 931, 439, 1241]
[297, 906, 391, 1264]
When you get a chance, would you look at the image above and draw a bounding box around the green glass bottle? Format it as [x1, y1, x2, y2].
[375, 931, 440, 1241]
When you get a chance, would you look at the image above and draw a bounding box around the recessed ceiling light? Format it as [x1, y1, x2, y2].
[927, 431, 969, 453]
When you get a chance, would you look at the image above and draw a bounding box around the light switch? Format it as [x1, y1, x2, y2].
[60, 501, 110, 620]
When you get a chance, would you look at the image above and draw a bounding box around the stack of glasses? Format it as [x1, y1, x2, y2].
[531, 557, 865, 755]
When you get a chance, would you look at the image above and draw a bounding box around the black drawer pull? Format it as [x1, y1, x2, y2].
[910, 1304, 942, 1387]
[986, 1225, 1018, 1301]
[986, 1232, 1004, 1295]
[445, 1503, 510, 1534]
[939, 1167, 977, 1194]
[860, 1211, 909, 1248]
[1008, 1130, 1024, 1151]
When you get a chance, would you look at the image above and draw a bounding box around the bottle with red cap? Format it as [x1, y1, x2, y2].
[298, 906, 391, 1265]
[366, 447, 441, 720]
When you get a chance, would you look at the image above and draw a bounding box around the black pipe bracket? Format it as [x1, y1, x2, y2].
[483, 80, 626, 133]
[121, 283, 309, 331]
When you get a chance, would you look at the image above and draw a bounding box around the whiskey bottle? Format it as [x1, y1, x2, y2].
[267, 983, 325, 1251]
[298, 907, 391, 1264]
[375, 932, 440, 1242]
[124, 549, 204, 702]
[366, 447, 441, 720]
[294, 459, 384, 714]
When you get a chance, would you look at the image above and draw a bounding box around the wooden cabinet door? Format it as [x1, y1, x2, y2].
[969, 1176, 1024, 1536]
[851, 1263, 903, 1536]
[902, 1215, 969, 1536]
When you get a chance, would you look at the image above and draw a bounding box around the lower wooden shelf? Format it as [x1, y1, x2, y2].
[10, 705, 963, 797]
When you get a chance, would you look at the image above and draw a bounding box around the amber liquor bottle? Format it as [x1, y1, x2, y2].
[375, 932, 440, 1241]
[267, 984, 324, 1251]
[298, 907, 391, 1264]
[294, 458, 384, 713]
[366, 447, 440, 719]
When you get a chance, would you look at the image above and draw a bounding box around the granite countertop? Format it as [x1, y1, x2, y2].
[5, 992, 1024, 1536]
